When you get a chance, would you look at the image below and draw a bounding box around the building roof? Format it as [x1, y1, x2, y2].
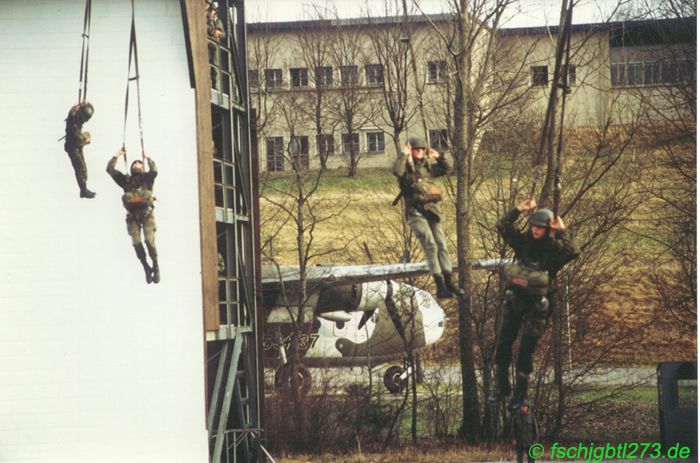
[248, 15, 696, 47]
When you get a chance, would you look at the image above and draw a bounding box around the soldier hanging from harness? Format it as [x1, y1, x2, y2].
[511, 402, 540, 463]
[63, 102, 96, 198]
[393, 136, 464, 300]
[488, 198, 579, 410]
[107, 148, 160, 284]
[63, 0, 95, 198]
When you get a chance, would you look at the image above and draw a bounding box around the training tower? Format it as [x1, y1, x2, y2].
[183, 0, 263, 461]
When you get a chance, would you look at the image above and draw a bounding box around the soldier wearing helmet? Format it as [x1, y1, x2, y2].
[206, 0, 226, 90]
[393, 135, 462, 300]
[63, 102, 96, 198]
[488, 198, 579, 410]
[107, 148, 160, 284]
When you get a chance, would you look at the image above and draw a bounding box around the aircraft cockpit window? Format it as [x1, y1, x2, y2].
[312, 319, 321, 331]
[335, 321, 345, 330]
[438, 320, 444, 328]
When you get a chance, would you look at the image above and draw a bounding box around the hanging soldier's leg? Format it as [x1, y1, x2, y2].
[429, 220, 465, 297]
[143, 212, 159, 284]
[489, 290, 526, 404]
[509, 295, 549, 410]
[68, 150, 95, 198]
[127, 215, 152, 283]
[408, 215, 451, 299]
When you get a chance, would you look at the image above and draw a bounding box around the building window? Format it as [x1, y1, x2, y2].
[611, 59, 696, 88]
[290, 68, 309, 88]
[315, 66, 333, 87]
[340, 65, 359, 86]
[342, 133, 360, 154]
[290, 135, 309, 170]
[266, 137, 284, 172]
[248, 69, 259, 89]
[566, 64, 576, 85]
[365, 64, 384, 86]
[530, 66, 548, 86]
[428, 60, 447, 83]
[317, 134, 334, 157]
[264, 69, 283, 89]
[428, 129, 449, 152]
[366, 132, 385, 153]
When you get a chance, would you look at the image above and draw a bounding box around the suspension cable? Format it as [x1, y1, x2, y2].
[122, 0, 146, 167]
[77, 0, 92, 103]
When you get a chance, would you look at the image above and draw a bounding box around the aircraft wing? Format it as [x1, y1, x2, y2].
[261, 259, 510, 287]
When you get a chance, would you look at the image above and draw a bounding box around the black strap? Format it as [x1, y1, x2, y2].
[78, 0, 92, 103]
[122, 0, 145, 166]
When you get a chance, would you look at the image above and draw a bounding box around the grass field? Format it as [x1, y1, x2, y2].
[259, 165, 695, 366]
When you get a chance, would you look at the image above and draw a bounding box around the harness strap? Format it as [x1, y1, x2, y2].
[122, 0, 146, 167]
[78, 0, 92, 103]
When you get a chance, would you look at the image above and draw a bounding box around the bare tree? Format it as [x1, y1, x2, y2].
[365, 1, 419, 158]
[247, 25, 280, 150]
[294, 11, 339, 170]
[259, 90, 353, 450]
[327, 16, 375, 177]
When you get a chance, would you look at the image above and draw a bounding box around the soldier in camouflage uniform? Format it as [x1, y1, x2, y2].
[393, 136, 463, 300]
[488, 198, 579, 410]
[107, 148, 160, 284]
[63, 102, 96, 198]
[206, 0, 226, 90]
[511, 403, 539, 463]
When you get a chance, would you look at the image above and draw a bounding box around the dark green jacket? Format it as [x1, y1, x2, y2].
[64, 106, 88, 153]
[393, 153, 451, 221]
[496, 208, 579, 278]
[107, 156, 158, 210]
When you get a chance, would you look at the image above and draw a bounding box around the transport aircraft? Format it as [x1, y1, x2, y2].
[261, 260, 507, 393]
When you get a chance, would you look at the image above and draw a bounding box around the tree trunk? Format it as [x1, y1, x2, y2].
[455, 1, 480, 441]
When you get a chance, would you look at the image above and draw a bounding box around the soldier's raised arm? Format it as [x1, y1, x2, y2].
[393, 143, 411, 177]
[145, 156, 157, 178]
[106, 148, 127, 189]
[428, 149, 451, 177]
[549, 216, 580, 271]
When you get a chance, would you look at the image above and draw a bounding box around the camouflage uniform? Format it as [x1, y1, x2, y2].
[63, 103, 94, 197]
[511, 405, 539, 463]
[107, 156, 160, 283]
[493, 208, 579, 405]
[393, 152, 452, 276]
[207, 9, 226, 90]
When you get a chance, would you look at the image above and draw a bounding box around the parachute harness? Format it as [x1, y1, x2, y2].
[122, 0, 146, 167]
[77, 0, 92, 103]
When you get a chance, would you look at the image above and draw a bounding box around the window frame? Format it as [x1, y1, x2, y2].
[366, 131, 385, 153]
[530, 65, 548, 87]
[341, 133, 360, 154]
[427, 60, 447, 83]
[265, 136, 284, 172]
[365, 64, 384, 86]
[264, 68, 284, 89]
[290, 67, 309, 88]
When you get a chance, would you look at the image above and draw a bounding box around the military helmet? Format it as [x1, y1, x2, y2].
[78, 102, 94, 123]
[130, 159, 144, 173]
[407, 136, 427, 149]
[529, 208, 554, 227]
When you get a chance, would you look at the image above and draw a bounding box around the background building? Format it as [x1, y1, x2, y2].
[248, 15, 696, 172]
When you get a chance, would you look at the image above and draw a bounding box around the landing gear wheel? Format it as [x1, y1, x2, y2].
[274, 363, 312, 397]
[383, 365, 407, 393]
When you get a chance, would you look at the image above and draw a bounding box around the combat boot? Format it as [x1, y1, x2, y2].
[134, 244, 153, 284]
[442, 271, 465, 297]
[432, 274, 453, 299]
[508, 371, 530, 411]
[152, 260, 160, 284]
[79, 188, 96, 199]
[487, 365, 511, 404]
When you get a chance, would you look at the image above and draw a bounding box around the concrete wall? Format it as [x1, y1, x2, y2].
[0, 1, 209, 462]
